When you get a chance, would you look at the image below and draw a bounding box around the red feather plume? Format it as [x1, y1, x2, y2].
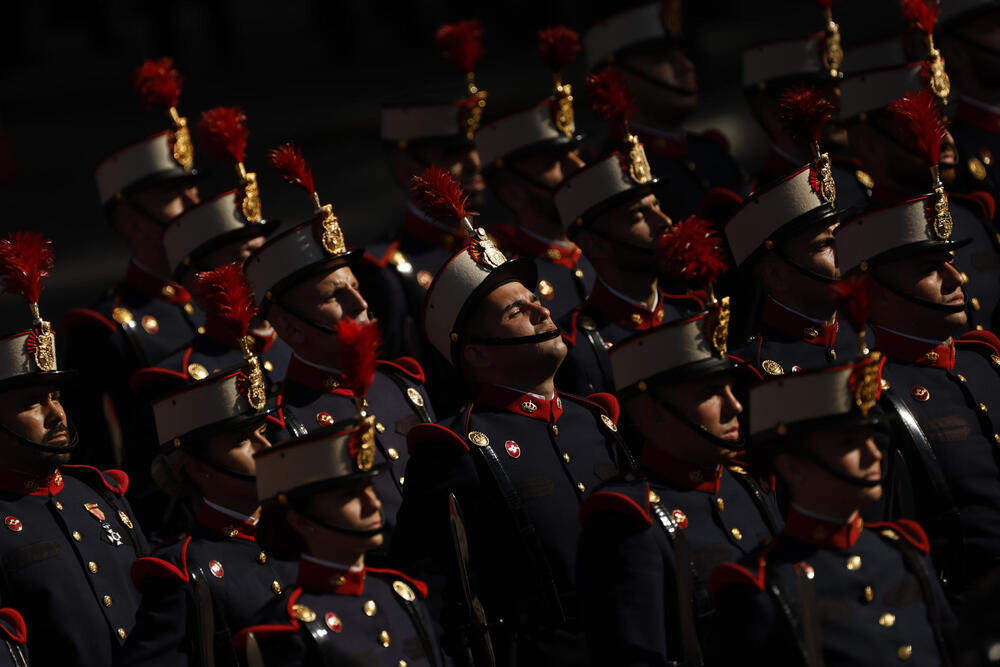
[900, 0, 939, 34]
[537, 26, 581, 74]
[409, 166, 478, 223]
[656, 216, 729, 287]
[828, 274, 871, 333]
[197, 107, 249, 165]
[587, 69, 634, 125]
[887, 89, 949, 166]
[776, 86, 834, 146]
[133, 58, 183, 112]
[0, 232, 54, 305]
[269, 143, 316, 195]
[335, 318, 382, 398]
[194, 264, 258, 341]
[435, 20, 486, 74]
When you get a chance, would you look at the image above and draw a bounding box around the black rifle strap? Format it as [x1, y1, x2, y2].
[380, 367, 432, 423]
[580, 324, 616, 392]
[388, 581, 440, 667]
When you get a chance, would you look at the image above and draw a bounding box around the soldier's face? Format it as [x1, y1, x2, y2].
[617, 47, 698, 118]
[422, 144, 486, 197]
[871, 250, 967, 336]
[588, 192, 671, 268]
[782, 222, 839, 281]
[132, 182, 200, 224]
[793, 427, 883, 507]
[515, 148, 586, 190]
[0, 384, 72, 471]
[287, 266, 370, 329]
[204, 419, 270, 478]
[298, 479, 384, 556]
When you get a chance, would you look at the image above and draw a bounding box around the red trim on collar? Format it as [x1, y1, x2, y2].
[491, 224, 582, 269]
[633, 128, 688, 158]
[125, 260, 191, 304]
[641, 444, 721, 494]
[784, 506, 864, 549]
[195, 502, 256, 541]
[475, 384, 564, 423]
[873, 327, 956, 370]
[401, 210, 466, 252]
[762, 299, 838, 348]
[363, 239, 401, 268]
[955, 98, 1000, 136]
[285, 355, 355, 395]
[584, 280, 668, 331]
[0, 467, 64, 496]
[296, 558, 366, 596]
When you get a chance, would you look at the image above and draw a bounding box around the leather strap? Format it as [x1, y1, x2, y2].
[298, 613, 339, 667]
[379, 367, 432, 423]
[765, 563, 824, 667]
[190, 568, 218, 667]
[115, 312, 152, 369]
[282, 408, 309, 439]
[727, 468, 781, 536]
[390, 581, 440, 667]
[580, 324, 616, 392]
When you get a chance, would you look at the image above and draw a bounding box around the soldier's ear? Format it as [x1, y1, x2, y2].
[268, 305, 306, 347]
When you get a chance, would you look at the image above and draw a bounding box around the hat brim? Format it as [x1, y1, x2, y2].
[0, 369, 78, 394]
[172, 218, 284, 279]
[264, 247, 364, 309]
[572, 178, 661, 233]
[487, 134, 585, 171]
[860, 237, 974, 268]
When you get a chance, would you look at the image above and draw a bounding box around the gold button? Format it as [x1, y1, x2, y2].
[897, 645, 912, 660]
[364, 600, 377, 616]
[961, 272, 970, 284]
[879, 613, 896, 627]
[271, 581, 282, 595]
[562, 453, 571, 463]
[716, 498, 725, 511]
[54, 501, 63, 511]
[648, 490, 661, 503]
[399, 661, 408, 667]
[197, 326, 206, 335]
[980, 403, 989, 413]
[956, 374, 967, 382]
[376, 422, 386, 433]
[551, 425, 559, 436]
[577, 482, 586, 493]
[72, 531, 81, 542]
[387, 448, 399, 460]
[994, 433, 1000, 444]
[399, 476, 405, 485]
[103, 595, 112, 607]
[379, 630, 391, 647]
[184, 303, 195, 315]
[263, 360, 274, 372]
[730, 527, 743, 541]
[630, 313, 643, 326]
[257, 551, 268, 564]
[574, 269, 584, 279]
[161, 285, 176, 298]
[972, 297, 981, 311]
[862, 586, 874, 603]
[117, 628, 127, 639]
[88, 561, 98, 573]
[846, 555, 862, 571]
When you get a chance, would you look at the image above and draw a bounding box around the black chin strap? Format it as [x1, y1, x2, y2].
[615, 61, 697, 98]
[276, 299, 336, 334]
[294, 504, 386, 539]
[466, 328, 562, 346]
[772, 246, 838, 285]
[651, 391, 745, 451]
[0, 420, 79, 455]
[871, 273, 967, 314]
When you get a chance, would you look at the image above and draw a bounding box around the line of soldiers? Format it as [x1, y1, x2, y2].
[2, 0, 1000, 665]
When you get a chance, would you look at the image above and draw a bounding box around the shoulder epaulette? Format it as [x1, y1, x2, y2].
[0, 609, 26, 646]
[708, 557, 768, 597]
[366, 567, 430, 599]
[957, 330, 1000, 355]
[62, 465, 129, 495]
[377, 357, 426, 384]
[575, 391, 620, 424]
[130, 537, 193, 587]
[406, 423, 469, 456]
[579, 482, 653, 527]
[232, 588, 303, 651]
[867, 519, 930, 554]
[63, 308, 117, 335]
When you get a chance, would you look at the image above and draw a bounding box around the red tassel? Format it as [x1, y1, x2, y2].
[194, 263, 258, 342]
[587, 69, 634, 125]
[828, 275, 872, 333]
[887, 89, 948, 167]
[409, 166, 478, 224]
[197, 107, 249, 165]
[269, 143, 316, 196]
[435, 20, 486, 74]
[900, 0, 939, 34]
[0, 231, 54, 305]
[656, 216, 729, 288]
[336, 319, 382, 398]
[537, 26, 581, 74]
[776, 86, 834, 146]
[133, 58, 183, 112]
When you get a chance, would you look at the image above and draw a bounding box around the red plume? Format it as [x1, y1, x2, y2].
[776, 86, 834, 146]
[537, 26, 581, 74]
[409, 166, 478, 224]
[0, 232, 54, 305]
[435, 20, 486, 74]
[828, 274, 871, 333]
[887, 89, 949, 166]
[133, 58, 183, 112]
[656, 216, 729, 287]
[335, 319, 382, 398]
[197, 107, 249, 165]
[900, 0, 939, 34]
[587, 69, 634, 125]
[269, 143, 316, 195]
[194, 264, 259, 342]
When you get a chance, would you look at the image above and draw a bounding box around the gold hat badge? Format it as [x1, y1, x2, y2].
[269, 143, 346, 256]
[333, 319, 383, 472]
[816, 0, 843, 79]
[901, 0, 950, 102]
[776, 86, 837, 206]
[587, 69, 652, 185]
[538, 26, 582, 137]
[197, 107, 262, 223]
[436, 20, 489, 139]
[132, 58, 193, 171]
[0, 232, 57, 373]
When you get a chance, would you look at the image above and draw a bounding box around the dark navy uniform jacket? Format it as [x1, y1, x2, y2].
[276, 353, 433, 560]
[951, 98, 1000, 214]
[0, 465, 147, 667]
[393, 384, 632, 665]
[489, 223, 595, 322]
[576, 445, 781, 667]
[729, 297, 860, 379]
[874, 327, 1000, 594]
[556, 279, 704, 395]
[119, 500, 296, 667]
[631, 124, 750, 219]
[708, 508, 955, 666]
[234, 558, 443, 667]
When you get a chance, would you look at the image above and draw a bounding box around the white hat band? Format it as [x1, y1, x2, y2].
[255, 431, 356, 500]
[94, 131, 186, 204]
[583, 3, 664, 70]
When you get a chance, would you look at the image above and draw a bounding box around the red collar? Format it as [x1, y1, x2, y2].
[873, 327, 956, 370]
[285, 355, 355, 395]
[763, 299, 838, 347]
[401, 209, 466, 252]
[475, 384, 563, 423]
[492, 224, 582, 269]
[642, 444, 722, 494]
[0, 467, 64, 496]
[955, 97, 1000, 136]
[585, 280, 666, 330]
[784, 506, 864, 549]
[632, 127, 688, 158]
[124, 260, 191, 304]
[195, 502, 256, 541]
[296, 557, 366, 596]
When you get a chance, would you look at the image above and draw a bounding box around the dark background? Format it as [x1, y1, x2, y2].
[0, 0, 905, 326]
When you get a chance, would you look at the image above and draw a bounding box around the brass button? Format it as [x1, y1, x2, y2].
[103, 595, 113, 607]
[994, 433, 1000, 444]
[271, 581, 282, 595]
[577, 482, 586, 493]
[387, 448, 400, 461]
[263, 360, 274, 372]
[379, 630, 391, 647]
[376, 422, 386, 433]
[956, 374, 967, 382]
[730, 527, 743, 541]
[551, 424, 559, 437]
[399, 661, 408, 667]
[88, 561, 98, 573]
[364, 600, 377, 616]
[574, 269, 584, 279]
[187, 363, 208, 380]
[846, 555, 862, 571]
[862, 586, 874, 603]
[562, 453, 571, 463]
[971, 297, 981, 311]
[399, 476, 405, 485]
[184, 303, 195, 315]
[161, 285, 176, 298]
[648, 491, 661, 503]
[960, 272, 970, 284]
[72, 531, 81, 542]
[980, 403, 989, 413]
[257, 551, 268, 564]
[331, 575, 346, 587]
[117, 628, 127, 639]
[630, 313, 643, 326]
[897, 645, 912, 660]
[716, 498, 725, 511]
[54, 501, 63, 511]
[879, 613, 896, 627]
[196, 326, 206, 335]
